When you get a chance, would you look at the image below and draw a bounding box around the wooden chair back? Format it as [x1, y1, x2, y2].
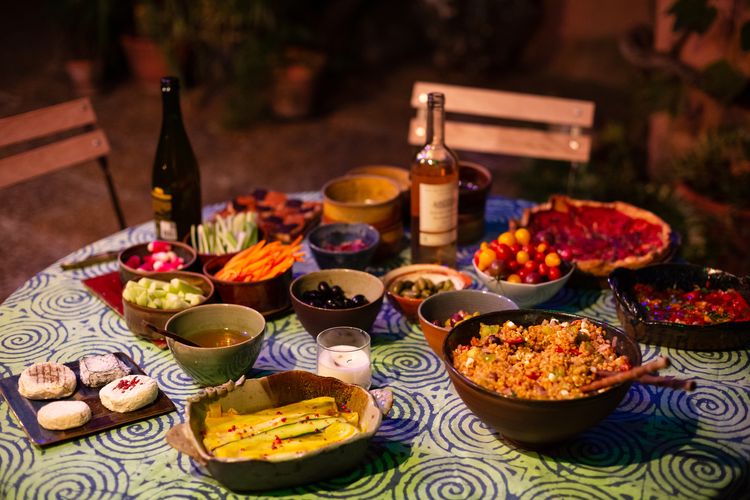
[0, 98, 125, 228]
[408, 81, 595, 163]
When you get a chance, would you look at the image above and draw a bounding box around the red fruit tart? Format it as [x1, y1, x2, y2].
[217, 189, 322, 243]
[516, 196, 673, 277]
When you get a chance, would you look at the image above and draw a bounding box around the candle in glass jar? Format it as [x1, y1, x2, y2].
[317, 345, 372, 388]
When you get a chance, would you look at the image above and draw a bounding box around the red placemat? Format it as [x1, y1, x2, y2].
[83, 271, 123, 316]
[82, 272, 166, 349]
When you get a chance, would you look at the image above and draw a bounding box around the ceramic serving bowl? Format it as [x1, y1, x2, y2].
[347, 165, 411, 222]
[118, 240, 198, 285]
[472, 259, 574, 308]
[290, 269, 385, 338]
[322, 175, 404, 259]
[203, 254, 292, 318]
[609, 263, 750, 350]
[165, 371, 390, 491]
[458, 161, 493, 245]
[165, 304, 266, 386]
[308, 222, 380, 271]
[382, 264, 473, 321]
[443, 309, 641, 449]
[122, 271, 214, 341]
[417, 289, 518, 355]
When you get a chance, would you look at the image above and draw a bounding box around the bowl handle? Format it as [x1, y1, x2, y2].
[370, 388, 393, 416]
[166, 423, 208, 466]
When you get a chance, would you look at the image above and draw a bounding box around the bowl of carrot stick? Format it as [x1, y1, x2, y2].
[203, 236, 304, 317]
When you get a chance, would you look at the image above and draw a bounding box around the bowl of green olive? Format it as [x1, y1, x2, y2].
[382, 264, 473, 321]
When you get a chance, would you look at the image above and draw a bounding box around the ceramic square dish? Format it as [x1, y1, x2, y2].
[166, 371, 389, 492]
[609, 263, 750, 350]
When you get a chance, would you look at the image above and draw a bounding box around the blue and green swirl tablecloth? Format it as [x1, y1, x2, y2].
[0, 194, 748, 499]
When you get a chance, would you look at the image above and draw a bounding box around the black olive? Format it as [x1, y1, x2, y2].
[318, 281, 331, 294]
[344, 299, 355, 308]
[330, 285, 344, 297]
[310, 299, 324, 308]
[352, 294, 367, 305]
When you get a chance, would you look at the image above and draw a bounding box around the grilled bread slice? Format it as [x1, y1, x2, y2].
[18, 362, 77, 400]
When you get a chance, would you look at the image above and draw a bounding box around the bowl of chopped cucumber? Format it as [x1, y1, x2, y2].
[121, 271, 214, 341]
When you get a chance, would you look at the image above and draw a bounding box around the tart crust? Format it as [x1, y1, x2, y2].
[516, 195, 672, 277]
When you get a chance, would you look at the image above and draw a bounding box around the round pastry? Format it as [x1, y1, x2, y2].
[37, 400, 92, 430]
[99, 375, 158, 413]
[18, 362, 77, 400]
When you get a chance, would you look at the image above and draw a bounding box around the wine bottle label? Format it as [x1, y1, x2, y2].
[418, 183, 457, 246]
[152, 187, 177, 240]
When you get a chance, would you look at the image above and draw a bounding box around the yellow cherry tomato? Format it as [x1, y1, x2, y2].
[536, 243, 548, 254]
[544, 252, 562, 267]
[480, 242, 489, 251]
[506, 274, 522, 283]
[497, 231, 516, 247]
[478, 249, 497, 271]
[516, 250, 530, 265]
[514, 228, 531, 246]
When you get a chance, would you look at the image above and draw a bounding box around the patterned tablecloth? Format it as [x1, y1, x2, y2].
[0, 194, 748, 499]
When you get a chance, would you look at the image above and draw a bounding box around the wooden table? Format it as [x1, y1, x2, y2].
[0, 194, 747, 499]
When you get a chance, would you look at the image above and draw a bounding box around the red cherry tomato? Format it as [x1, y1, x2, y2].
[538, 263, 550, 276]
[518, 268, 530, 280]
[548, 266, 562, 281]
[508, 260, 521, 271]
[510, 243, 522, 254]
[557, 247, 572, 261]
[524, 272, 542, 284]
[523, 260, 537, 272]
[496, 243, 513, 262]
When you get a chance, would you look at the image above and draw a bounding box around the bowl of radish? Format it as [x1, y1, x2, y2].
[118, 240, 197, 285]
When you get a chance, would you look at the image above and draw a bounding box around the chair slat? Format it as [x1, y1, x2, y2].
[0, 130, 110, 188]
[411, 82, 595, 128]
[0, 98, 97, 148]
[409, 118, 591, 163]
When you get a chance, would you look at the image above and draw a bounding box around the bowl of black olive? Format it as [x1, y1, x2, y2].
[290, 269, 385, 338]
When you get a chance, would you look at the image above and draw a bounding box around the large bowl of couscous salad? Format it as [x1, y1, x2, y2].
[443, 309, 641, 449]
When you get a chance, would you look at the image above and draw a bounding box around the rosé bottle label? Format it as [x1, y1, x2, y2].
[419, 183, 457, 246]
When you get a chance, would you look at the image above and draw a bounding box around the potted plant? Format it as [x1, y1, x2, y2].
[671, 129, 750, 274]
[120, 0, 172, 89]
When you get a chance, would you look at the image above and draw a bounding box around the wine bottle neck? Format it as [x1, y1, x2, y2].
[425, 93, 446, 146]
[161, 90, 184, 122]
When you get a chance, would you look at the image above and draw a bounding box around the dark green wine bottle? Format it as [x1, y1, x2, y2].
[151, 76, 202, 241]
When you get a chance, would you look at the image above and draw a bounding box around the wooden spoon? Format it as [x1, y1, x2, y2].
[143, 321, 202, 348]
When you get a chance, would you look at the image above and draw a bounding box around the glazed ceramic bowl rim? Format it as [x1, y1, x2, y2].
[417, 289, 519, 334]
[308, 223, 380, 256]
[165, 303, 266, 351]
[203, 255, 293, 286]
[119, 240, 198, 274]
[442, 309, 642, 405]
[383, 264, 473, 305]
[322, 174, 401, 209]
[122, 271, 215, 313]
[472, 257, 576, 288]
[290, 268, 385, 313]
[459, 161, 493, 192]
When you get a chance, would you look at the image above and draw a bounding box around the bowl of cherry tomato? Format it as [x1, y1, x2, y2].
[472, 228, 574, 308]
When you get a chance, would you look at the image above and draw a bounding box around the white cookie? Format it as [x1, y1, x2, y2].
[37, 401, 92, 430]
[99, 375, 158, 413]
[18, 362, 77, 400]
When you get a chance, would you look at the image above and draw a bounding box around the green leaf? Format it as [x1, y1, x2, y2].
[668, 0, 717, 34]
[742, 21, 750, 51]
[700, 60, 748, 104]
